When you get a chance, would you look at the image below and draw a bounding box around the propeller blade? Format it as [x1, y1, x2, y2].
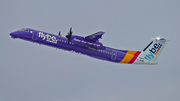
[58, 31, 61, 36]
[70, 27, 72, 34]
[66, 27, 73, 44]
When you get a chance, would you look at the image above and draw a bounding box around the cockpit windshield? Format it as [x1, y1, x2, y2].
[20, 28, 29, 32]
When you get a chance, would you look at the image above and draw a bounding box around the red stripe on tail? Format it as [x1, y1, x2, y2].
[128, 51, 141, 64]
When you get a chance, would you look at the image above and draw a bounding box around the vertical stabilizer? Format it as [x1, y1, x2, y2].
[134, 37, 169, 65]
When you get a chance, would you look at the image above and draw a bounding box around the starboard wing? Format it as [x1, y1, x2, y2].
[85, 31, 105, 42]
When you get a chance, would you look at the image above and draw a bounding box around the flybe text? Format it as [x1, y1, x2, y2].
[38, 32, 57, 44]
[144, 43, 162, 61]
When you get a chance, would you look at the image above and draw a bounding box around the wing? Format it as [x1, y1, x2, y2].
[85, 31, 105, 42]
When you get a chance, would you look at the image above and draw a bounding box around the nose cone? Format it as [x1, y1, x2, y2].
[10, 32, 18, 38]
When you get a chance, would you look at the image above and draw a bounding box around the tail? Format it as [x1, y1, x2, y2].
[134, 37, 169, 65]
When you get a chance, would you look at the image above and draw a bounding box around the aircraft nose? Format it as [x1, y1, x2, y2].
[10, 32, 18, 38]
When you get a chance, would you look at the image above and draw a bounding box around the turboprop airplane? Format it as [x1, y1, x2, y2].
[10, 28, 169, 65]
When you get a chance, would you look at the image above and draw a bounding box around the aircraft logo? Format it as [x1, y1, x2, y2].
[38, 32, 57, 44]
[144, 43, 162, 61]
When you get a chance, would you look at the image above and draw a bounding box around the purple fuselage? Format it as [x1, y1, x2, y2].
[10, 28, 136, 63]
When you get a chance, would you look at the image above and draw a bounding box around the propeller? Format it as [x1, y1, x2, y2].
[58, 31, 61, 36]
[66, 27, 73, 44]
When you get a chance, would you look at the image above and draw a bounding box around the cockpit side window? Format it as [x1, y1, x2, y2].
[24, 29, 29, 32]
[20, 28, 29, 32]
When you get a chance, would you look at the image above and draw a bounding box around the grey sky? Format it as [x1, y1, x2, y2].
[1, 0, 180, 101]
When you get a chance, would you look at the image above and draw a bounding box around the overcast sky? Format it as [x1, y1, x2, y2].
[1, 0, 180, 101]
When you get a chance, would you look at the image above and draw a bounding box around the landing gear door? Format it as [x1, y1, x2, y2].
[111, 50, 117, 60]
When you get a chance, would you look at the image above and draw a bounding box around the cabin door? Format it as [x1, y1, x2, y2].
[111, 50, 117, 60]
[32, 31, 37, 40]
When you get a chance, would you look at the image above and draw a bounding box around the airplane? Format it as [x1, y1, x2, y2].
[9, 28, 169, 65]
